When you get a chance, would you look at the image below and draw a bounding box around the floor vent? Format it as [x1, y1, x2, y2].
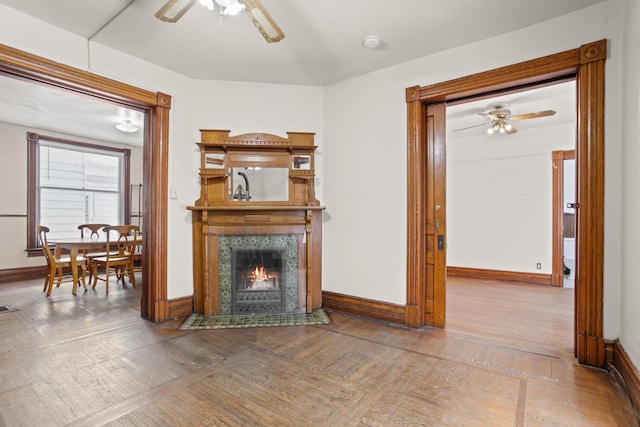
[0, 305, 18, 314]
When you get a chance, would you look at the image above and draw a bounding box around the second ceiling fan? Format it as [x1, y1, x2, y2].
[456, 103, 556, 135]
[155, 0, 285, 43]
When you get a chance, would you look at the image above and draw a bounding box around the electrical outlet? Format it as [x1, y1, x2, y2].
[536, 263, 542, 270]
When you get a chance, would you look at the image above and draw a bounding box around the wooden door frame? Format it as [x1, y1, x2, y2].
[406, 39, 607, 367]
[0, 43, 170, 322]
[552, 150, 576, 287]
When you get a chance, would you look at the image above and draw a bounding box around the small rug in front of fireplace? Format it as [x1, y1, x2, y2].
[179, 308, 331, 330]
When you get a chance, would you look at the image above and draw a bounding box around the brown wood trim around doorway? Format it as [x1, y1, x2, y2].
[552, 150, 576, 287]
[0, 43, 170, 322]
[406, 39, 607, 367]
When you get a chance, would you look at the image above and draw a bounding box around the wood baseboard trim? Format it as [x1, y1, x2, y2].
[322, 291, 405, 325]
[447, 266, 552, 286]
[607, 339, 640, 422]
[0, 266, 47, 283]
[168, 296, 193, 319]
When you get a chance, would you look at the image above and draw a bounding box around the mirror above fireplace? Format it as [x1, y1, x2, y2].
[194, 130, 320, 207]
[229, 167, 289, 202]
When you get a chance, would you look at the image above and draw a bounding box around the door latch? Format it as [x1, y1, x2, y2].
[437, 235, 444, 250]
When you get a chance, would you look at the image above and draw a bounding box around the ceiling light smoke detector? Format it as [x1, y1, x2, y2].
[363, 35, 381, 49]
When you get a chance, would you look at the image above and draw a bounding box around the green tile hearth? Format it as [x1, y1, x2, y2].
[179, 308, 331, 330]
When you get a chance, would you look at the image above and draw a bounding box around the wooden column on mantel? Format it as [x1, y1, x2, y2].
[187, 130, 325, 316]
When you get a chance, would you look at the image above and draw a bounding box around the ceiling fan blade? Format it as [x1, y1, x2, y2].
[155, 0, 196, 22]
[453, 123, 487, 132]
[241, 0, 285, 43]
[510, 110, 556, 120]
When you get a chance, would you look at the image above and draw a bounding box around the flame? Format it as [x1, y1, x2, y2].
[245, 265, 279, 289]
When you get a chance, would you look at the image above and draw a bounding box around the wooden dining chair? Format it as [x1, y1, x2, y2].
[38, 226, 87, 296]
[91, 225, 139, 294]
[77, 223, 111, 282]
[78, 223, 110, 239]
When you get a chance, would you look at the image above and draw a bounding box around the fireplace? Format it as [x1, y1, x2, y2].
[217, 234, 303, 315]
[188, 130, 324, 317]
[232, 248, 285, 314]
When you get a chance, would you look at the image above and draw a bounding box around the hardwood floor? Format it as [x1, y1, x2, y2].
[0, 276, 636, 426]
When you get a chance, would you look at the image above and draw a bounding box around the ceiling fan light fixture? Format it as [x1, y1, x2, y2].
[115, 119, 138, 133]
[220, 0, 245, 16]
[155, 0, 196, 22]
[199, 0, 215, 11]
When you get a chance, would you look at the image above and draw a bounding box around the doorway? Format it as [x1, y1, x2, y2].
[444, 82, 577, 355]
[405, 39, 606, 367]
[0, 43, 171, 322]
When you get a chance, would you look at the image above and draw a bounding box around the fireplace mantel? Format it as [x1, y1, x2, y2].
[188, 130, 324, 317]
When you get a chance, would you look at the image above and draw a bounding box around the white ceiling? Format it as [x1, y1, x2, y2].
[0, 0, 594, 145]
[0, 76, 145, 146]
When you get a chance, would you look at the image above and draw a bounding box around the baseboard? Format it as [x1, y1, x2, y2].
[0, 265, 47, 283]
[168, 295, 193, 319]
[607, 339, 640, 422]
[447, 266, 552, 286]
[322, 291, 405, 325]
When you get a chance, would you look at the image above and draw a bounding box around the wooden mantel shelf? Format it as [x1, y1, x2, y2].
[187, 205, 326, 211]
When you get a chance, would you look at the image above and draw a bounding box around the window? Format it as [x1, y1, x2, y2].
[27, 133, 130, 251]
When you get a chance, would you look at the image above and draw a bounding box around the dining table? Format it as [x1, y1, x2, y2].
[47, 235, 142, 295]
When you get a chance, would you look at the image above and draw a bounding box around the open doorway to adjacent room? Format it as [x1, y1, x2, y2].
[444, 81, 577, 356]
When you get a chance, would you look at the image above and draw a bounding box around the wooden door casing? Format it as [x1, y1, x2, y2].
[0, 43, 171, 322]
[406, 40, 606, 368]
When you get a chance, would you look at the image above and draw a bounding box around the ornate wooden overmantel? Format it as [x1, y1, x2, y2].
[188, 130, 324, 316]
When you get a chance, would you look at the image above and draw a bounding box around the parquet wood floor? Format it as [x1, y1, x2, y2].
[0, 275, 636, 426]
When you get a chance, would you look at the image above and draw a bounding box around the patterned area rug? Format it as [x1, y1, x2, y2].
[179, 308, 331, 330]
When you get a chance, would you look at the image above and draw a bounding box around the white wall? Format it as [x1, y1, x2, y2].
[0, 122, 143, 269]
[446, 122, 575, 274]
[620, 0, 640, 370]
[323, 0, 625, 332]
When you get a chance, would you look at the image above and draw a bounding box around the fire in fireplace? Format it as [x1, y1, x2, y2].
[232, 248, 286, 315]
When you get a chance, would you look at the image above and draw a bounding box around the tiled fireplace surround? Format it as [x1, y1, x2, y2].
[190, 207, 324, 317]
[218, 234, 301, 315]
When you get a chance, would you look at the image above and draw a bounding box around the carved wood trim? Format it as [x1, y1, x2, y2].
[322, 291, 405, 325]
[406, 39, 607, 367]
[447, 266, 552, 286]
[0, 44, 157, 108]
[405, 92, 426, 328]
[417, 48, 581, 103]
[575, 40, 606, 367]
[0, 43, 171, 322]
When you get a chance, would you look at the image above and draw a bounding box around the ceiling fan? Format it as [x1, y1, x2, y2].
[455, 103, 556, 135]
[155, 0, 285, 43]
